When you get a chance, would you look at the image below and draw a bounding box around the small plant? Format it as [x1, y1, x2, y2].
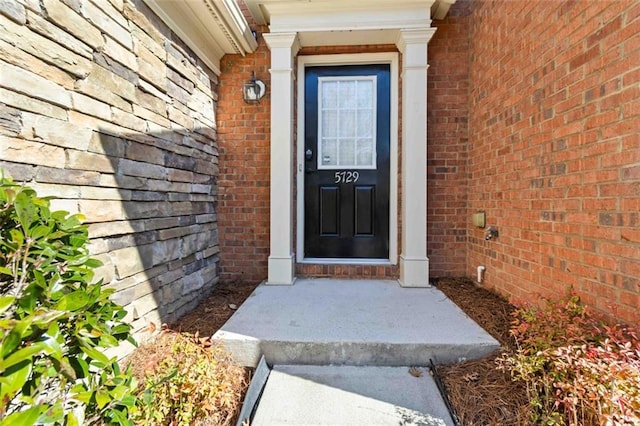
[0, 173, 138, 425]
[499, 294, 640, 425]
[129, 329, 248, 426]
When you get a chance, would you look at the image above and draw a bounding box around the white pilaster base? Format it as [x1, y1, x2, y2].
[398, 256, 431, 287]
[267, 255, 296, 285]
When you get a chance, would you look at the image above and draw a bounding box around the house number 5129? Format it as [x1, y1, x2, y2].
[334, 171, 359, 184]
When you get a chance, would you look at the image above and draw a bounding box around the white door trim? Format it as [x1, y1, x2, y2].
[296, 52, 399, 265]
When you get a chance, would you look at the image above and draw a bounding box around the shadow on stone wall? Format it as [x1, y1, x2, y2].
[0, 0, 225, 355]
[91, 127, 220, 338]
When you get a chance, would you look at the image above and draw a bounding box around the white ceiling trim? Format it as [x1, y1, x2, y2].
[243, 0, 456, 47]
[245, 0, 456, 25]
[143, 0, 258, 75]
[268, 7, 430, 33]
[269, 6, 431, 47]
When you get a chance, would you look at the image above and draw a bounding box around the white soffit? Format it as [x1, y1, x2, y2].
[143, 0, 258, 74]
[244, 0, 456, 46]
[431, 0, 456, 20]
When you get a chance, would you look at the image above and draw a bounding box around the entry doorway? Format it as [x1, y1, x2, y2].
[297, 54, 398, 264]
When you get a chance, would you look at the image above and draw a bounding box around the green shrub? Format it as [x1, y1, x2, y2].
[0, 173, 138, 425]
[130, 331, 248, 426]
[499, 295, 640, 425]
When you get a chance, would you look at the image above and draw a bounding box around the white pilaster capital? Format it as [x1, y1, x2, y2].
[395, 28, 437, 52]
[263, 32, 301, 55]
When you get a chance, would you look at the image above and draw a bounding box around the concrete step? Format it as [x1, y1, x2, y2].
[251, 365, 455, 426]
[213, 279, 499, 367]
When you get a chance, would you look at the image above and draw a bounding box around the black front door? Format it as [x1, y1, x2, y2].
[304, 64, 390, 259]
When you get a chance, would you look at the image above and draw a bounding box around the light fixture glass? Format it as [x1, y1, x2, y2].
[243, 71, 266, 103]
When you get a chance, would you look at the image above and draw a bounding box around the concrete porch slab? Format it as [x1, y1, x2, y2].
[251, 365, 454, 426]
[213, 278, 499, 367]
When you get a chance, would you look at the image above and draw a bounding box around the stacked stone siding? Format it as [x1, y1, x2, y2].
[0, 0, 220, 338]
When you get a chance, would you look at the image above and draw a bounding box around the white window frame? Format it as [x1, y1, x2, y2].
[317, 76, 377, 170]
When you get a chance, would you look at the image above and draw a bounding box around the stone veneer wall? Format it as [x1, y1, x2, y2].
[0, 0, 220, 341]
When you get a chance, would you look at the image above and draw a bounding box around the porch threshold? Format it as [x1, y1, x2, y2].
[213, 278, 499, 367]
[299, 258, 393, 265]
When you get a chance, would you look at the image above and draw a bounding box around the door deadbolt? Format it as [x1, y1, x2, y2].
[305, 149, 313, 161]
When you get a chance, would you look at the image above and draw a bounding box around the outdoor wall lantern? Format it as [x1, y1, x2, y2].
[242, 71, 266, 103]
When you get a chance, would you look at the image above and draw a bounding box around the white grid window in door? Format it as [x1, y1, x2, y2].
[317, 76, 377, 169]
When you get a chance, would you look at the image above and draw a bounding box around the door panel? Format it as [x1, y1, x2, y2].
[319, 186, 340, 236]
[354, 186, 375, 236]
[304, 64, 390, 259]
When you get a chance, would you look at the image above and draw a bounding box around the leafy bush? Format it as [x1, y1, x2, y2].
[499, 295, 640, 425]
[0, 173, 138, 425]
[129, 329, 248, 426]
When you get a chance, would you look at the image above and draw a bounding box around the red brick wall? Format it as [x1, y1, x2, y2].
[427, 0, 471, 277]
[217, 26, 271, 283]
[466, 0, 640, 323]
[219, 1, 640, 323]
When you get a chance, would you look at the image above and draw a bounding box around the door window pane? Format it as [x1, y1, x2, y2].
[321, 81, 338, 108]
[321, 139, 337, 166]
[322, 110, 338, 138]
[318, 76, 377, 169]
[357, 110, 373, 137]
[338, 81, 357, 108]
[357, 81, 373, 108]
[339, 110, 357, 138]
[339, 139, 356, 165]
[356, 139, 374, 166]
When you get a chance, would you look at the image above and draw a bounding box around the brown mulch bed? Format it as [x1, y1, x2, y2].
[171, 280, 261, 337]
[130, 277, 530, 425]
[434, 277, 530, 425]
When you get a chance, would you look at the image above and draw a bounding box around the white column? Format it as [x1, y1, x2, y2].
[396, 28, 436, 288]
[264, 32, 300, 285]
